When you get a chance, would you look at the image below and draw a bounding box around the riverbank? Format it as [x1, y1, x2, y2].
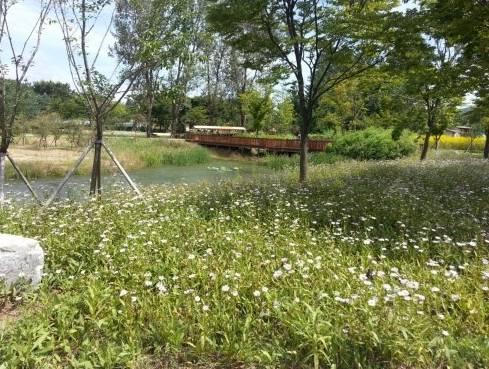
[6, 137, 212, 180]
[1, 159, 489, 368]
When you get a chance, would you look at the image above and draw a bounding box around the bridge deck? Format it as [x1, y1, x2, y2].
[186, 134, 331, 153]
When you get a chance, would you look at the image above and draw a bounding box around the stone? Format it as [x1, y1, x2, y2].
[0, 234, 44, 286]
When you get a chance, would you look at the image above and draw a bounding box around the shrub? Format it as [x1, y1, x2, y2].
[328, 127, 416, 160]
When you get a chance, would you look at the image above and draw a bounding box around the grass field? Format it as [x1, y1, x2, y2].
[1, 158, 489, 368]
[6, 137, 211, 179]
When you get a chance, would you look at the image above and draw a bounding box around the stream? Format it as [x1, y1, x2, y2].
[2, 159, 271, 203]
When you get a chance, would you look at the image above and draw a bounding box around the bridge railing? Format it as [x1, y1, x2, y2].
[186, 134, 331, 152]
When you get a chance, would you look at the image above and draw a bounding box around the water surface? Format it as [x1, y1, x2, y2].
[3, 159, 270, 203]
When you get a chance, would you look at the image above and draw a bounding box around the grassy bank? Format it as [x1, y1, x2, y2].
[5, 137, 211, 179]
[1, 159, 489, 368]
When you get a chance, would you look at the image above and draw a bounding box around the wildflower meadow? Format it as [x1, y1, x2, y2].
[1, 159, 489, 368]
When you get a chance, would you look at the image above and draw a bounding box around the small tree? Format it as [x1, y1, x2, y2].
[66, 120, 84, 148]
[52, 0, 143, 201]
[0, 0, 52, 204]
[33, 113, 50, 148]
[114, 0, 188, 138]
[392, 27, 467, 160]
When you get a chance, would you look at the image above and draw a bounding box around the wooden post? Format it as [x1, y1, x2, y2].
[6, 153, 42, 205]
[101, 141, 142, 197]
[45, 141, 94, 207]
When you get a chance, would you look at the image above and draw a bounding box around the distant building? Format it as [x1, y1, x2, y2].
[444, 126, 473, 137]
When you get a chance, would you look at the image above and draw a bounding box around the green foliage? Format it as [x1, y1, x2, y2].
[270, 98, 296, 133]
[328, 127, 417, 160]
[184, 106, 208, 126]
[422, 0, 489, 90]
[106, 104, 131, 127]
[1, 160, 489, 368]
[240, 89, 273, 135]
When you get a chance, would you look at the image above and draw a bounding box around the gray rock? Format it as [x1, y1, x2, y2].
[0, 233, 44, 286]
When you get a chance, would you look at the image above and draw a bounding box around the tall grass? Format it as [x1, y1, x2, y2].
[263, 152, 345, 170]
[108, 137, 211, 167]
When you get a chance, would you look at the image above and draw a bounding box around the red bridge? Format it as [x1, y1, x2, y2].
[186, 133, 331, 153]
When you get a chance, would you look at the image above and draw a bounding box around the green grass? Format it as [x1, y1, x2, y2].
[1, 159, 489, 368]
[263, 152, 346, 170]
[107, 137, 212, 167]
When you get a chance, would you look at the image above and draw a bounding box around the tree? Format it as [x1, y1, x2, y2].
[184, 105, 208, 127]
[466, 92, 489, 159]
[422, 0, 488, 90]
[208, 0, 397, 182]
[0, 0, 52, 204]
[114, 0, 187, 138]
[202, 35, 228, 125]
[32, 80, 72, 99]
[389, 10, 468, 160]
[54, 0, 142, 199]
[31, 112, 63, 148]
[271, 96, 296, 133]
[423, 0, 489, 158]
[166, 0, 206, 136]
[241, 88, 273, 135]
[226, 51, 259, 127]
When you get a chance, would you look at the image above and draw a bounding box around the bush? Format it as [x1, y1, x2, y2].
[328, 128, 416, 160]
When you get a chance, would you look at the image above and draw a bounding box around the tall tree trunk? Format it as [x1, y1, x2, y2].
[145, 96, 154, 138]
[0, 77, 8, 206]
[0, 153, 5, 207]
[145, 71, 154, 138]
[297, 88, 309, 183]
[421, 107, 435, 161]
[239, 80, 247, 127]
[90, 116, 103, 195]
[239, 105, 246, 127]
[299, 124, 308, 183]
[0, 77, 8, 153]
[171, 102, 178, 137]
[420, 129, 432, 161]
[484, 128, 489, 160]
[435, 135, 441, 150]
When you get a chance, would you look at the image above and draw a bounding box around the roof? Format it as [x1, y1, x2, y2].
[193, 125, 247, 131]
